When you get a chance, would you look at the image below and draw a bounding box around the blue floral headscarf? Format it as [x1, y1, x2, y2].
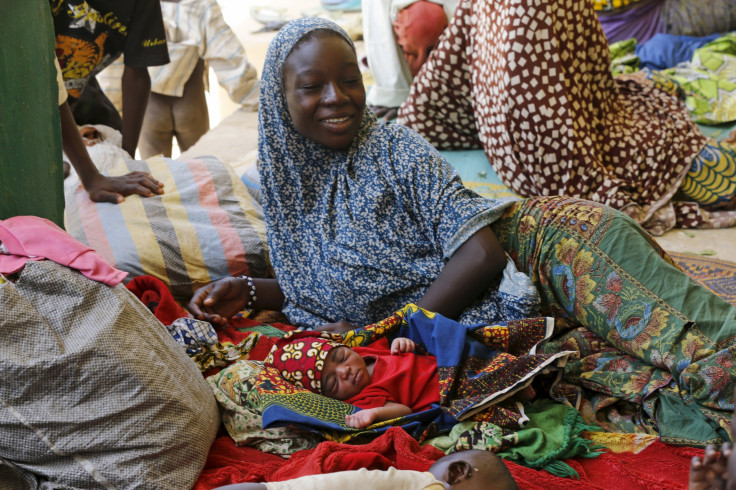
[258, 18, 531, 328]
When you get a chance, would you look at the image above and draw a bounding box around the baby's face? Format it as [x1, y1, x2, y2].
[321, 346, 370, 400]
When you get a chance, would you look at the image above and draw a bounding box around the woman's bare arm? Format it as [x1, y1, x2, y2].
[417, 226, 506, 319]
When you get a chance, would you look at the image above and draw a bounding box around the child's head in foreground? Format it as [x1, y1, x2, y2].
[265, 335, 370, 400]
[213, 449, 518, 490]
[429, 449, 519, 490]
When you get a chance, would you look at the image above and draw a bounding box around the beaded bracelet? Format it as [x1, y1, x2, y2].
[237, 275, 257, 308]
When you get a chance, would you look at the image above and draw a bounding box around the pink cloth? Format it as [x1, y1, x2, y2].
[0, 216, 127, 286]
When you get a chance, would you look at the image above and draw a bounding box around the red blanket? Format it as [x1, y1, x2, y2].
[195, 427, 445, 489]
[194, 428, 702, 489]
[125, 277, 703, 490]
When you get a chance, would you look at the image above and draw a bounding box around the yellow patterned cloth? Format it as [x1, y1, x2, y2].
[680, 140, 736, 208]
[582, 431, 658, 454]
[592, 0, 646, 11]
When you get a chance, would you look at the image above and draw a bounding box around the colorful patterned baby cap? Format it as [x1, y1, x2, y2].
[265, 331, 343, 394]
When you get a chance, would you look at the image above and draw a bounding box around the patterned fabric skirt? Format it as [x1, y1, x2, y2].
[491, 196, 736, 446]
[397, 0, 711, 230]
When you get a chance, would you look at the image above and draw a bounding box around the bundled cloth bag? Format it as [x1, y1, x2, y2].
[0, 259, 219, 489]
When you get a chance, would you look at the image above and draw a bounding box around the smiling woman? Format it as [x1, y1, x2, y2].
[282, 30, 366, 150]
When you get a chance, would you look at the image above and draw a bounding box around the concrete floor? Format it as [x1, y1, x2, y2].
[191, 0, 736, 262]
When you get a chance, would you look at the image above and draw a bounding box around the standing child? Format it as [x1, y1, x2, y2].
[50, 0, 170, 157]
[139, 0, 259, 158]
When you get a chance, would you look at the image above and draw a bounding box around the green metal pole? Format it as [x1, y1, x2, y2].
[0, 0, 65, 227]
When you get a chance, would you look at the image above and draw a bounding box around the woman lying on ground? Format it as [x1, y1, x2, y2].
[188, 17, 736, 446]
[396, 0, 736, 233]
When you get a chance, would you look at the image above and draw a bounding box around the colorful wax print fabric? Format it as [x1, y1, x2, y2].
[207, 360, 322, 455]
[265, 335, 341, 394]
[663, 33, 736, 125]
[397, 0, 709, 231]
[490, 196, 736, 446]
[166, 317, 260, 372]
[254, 305, 571, 442]
[592, 0, 644, 11]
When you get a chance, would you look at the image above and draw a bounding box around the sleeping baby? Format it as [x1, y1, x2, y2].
[266, 335, 436, 428]
[265, 333, 534, 429]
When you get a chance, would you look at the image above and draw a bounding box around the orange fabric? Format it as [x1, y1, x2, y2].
[393, 1, 447, 76]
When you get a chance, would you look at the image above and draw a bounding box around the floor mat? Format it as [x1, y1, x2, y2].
[671, 251, 736, 305]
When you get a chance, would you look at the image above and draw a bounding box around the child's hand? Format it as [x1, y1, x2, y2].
[345, 409, 377, 429]
[391, 337, 416, 354]
[689, 443, 731, 490]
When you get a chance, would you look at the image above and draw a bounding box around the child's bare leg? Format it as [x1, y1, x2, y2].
[689, 443, 732, 490]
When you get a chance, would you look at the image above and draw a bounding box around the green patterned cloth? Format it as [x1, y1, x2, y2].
[609, 38, 641, 76]
[491, 197, 736, 446]
[425, 399, 602, 478]
[609, 34, 736, 124]
[662, 33, 736, 124]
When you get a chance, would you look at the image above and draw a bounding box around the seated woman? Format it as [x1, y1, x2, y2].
[396, 0, 736, 233]
[189, 17, 736, 446]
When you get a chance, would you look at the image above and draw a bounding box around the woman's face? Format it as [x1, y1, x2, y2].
[283, 33, 366, 150]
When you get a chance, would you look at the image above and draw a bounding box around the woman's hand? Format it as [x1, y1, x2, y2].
[188, 277, 249, 327]
[391, 337, 416, 354]
[345, 409, 378, 429]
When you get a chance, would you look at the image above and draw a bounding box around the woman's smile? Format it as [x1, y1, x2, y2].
[320, 113, 355, 130]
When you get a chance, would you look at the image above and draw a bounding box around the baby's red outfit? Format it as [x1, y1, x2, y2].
[346, 338, 440, 412]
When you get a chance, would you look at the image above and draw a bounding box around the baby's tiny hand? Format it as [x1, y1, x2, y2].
[345, 409, 376, 429]
[391, 337, 416, 354]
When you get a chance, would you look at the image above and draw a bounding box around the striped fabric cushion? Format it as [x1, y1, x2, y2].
[64, 155, 268, 300]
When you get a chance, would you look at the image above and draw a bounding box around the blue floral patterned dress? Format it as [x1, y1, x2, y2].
[258, 17, 537, 329]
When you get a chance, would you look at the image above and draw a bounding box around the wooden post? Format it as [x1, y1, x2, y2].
[0, 0, 65, 227]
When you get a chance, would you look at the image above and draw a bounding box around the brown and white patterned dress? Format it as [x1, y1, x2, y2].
[397, 0, 709, 229]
